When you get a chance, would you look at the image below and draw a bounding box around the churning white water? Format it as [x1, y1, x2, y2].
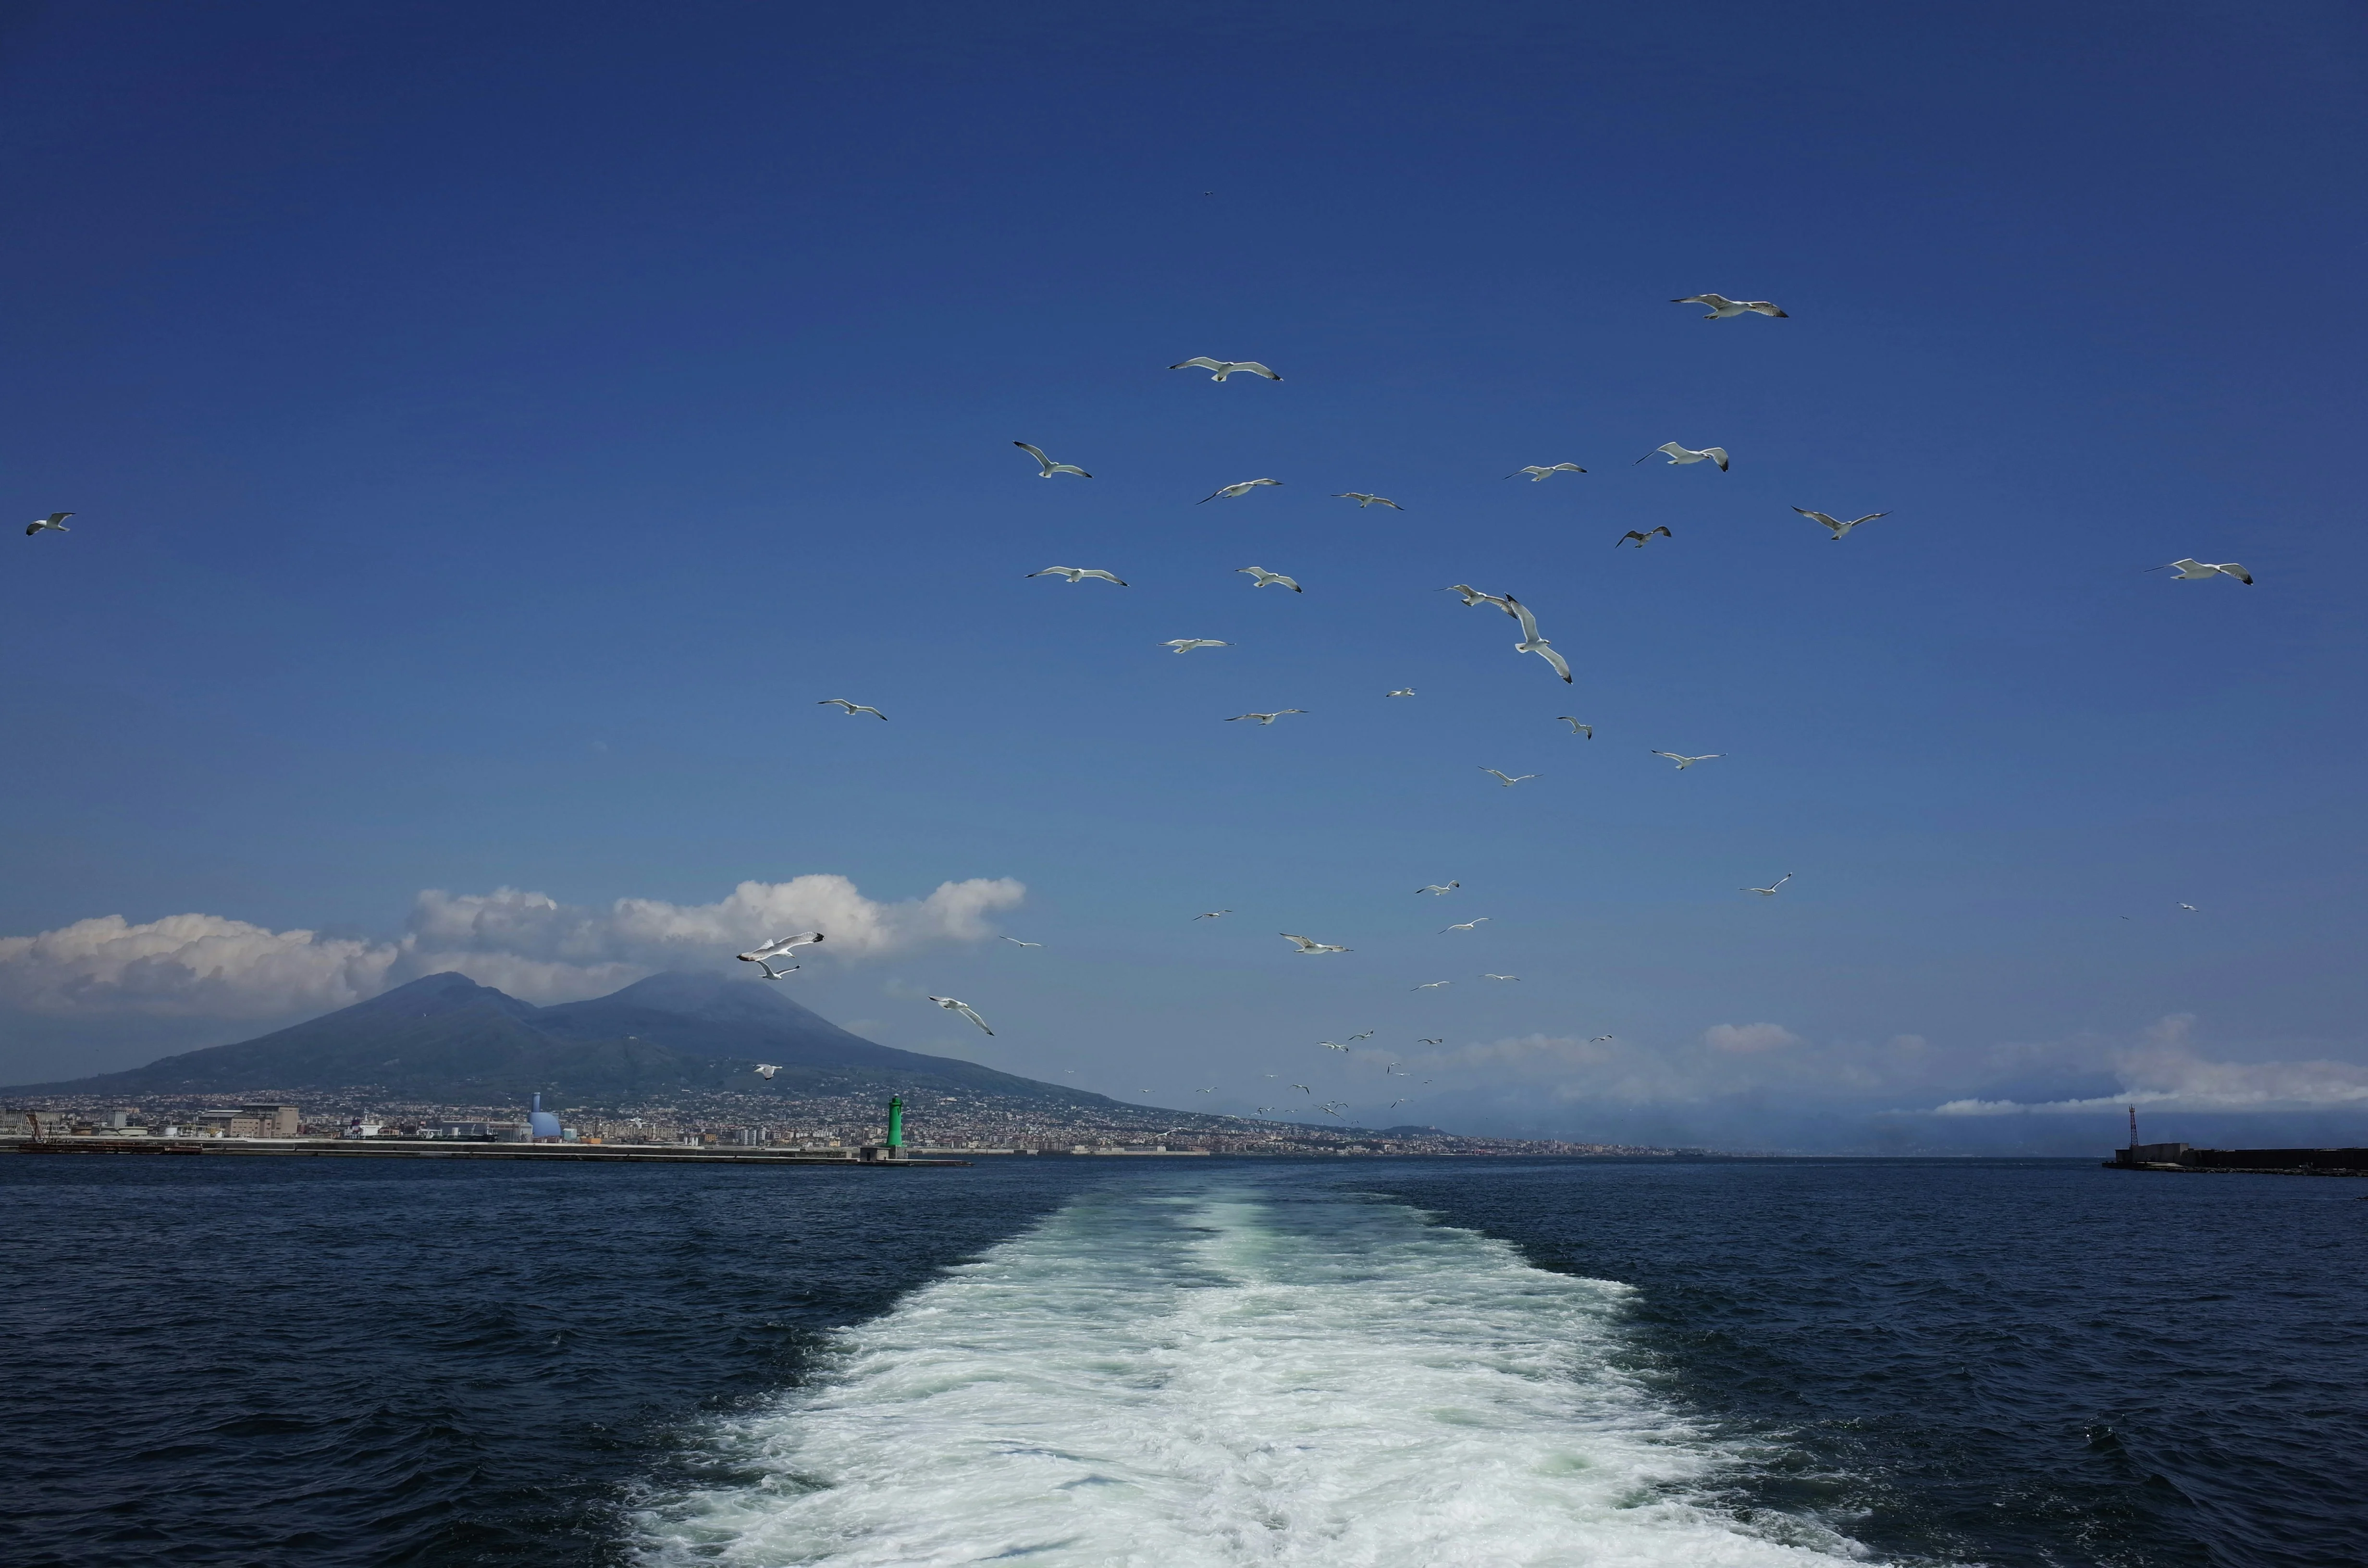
[631, 1181, 1866, 1566]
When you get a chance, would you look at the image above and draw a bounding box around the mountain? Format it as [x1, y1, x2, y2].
[6, 970, 1129, 1109]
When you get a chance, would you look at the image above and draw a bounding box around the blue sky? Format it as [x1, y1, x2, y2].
[2, 0, 2364, 1152]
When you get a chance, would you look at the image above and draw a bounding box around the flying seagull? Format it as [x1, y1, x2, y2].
[1227, 710, 1307, 724]
[1196, 1087, 1216, 1093]
[1794, 508, 1888, 541]
[1557, 718, 1593, 737]
[750, 960, 801, 980]
[818, 699, 887, 719]
[1616, 527, 1674, 549]
[1194, 909, 1232, 919]
[1199, 478, 1282, 503]
[1346, 1031, 1374, 1041]
[1672, 294, 1788, 319]
[927, 995, 994, 1035]
[1028, 566, 1129, 585]
[1237, 566, 1302, 592]
[1014, 441, 1091, 478]
[1503, 595, 1572, 683]
[2178, 902, 2200, 912]
[1651, 750, 1724, 769]
[1443, 583, 1512, 611]
[24, 512, 72, 536]
[1387, 688, 1416, 698]
[1480, 973, 1519, 981]
[1480, 769, 1538, 786]
[1440, 918, 1491, 933]
[1334, 492, 1402, 509]
[1163, 638, 1229, 653]
[1590, 1034, 1613, 1043]
[739, 932, 823, 976]
[1172, 357, 1282, 381]
[1413, 980, 1452, 990]
[1506, 463, 1587, 481]
[1290, 1084, 1313, 1094]
[1001, 936, 1043, 946]
[2148, 559, 2253, 585]
[753, 1064, 781, 1079]
[1281, 932, 1350, 955]
[1638, 442, 1730, 471]
[1321, 1041, 1349, 1052]
[1417, 882, 1459, 895]
[1742, 874, 1793, 897]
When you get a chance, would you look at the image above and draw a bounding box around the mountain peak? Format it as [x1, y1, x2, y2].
[350, 971, 541, 1020]
[591, 968, 805, 1024]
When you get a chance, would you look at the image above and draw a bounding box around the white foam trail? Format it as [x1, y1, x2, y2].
[631, 1181, 1867, 1566]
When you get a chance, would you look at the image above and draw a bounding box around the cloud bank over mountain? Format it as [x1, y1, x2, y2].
[0, 875, 1026, 1025]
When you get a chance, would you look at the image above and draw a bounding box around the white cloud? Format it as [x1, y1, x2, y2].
[1929, 1015, 2368, 1115]
[0, 874, 1026, 1017]
[1703, 1021, 1801, 1054]
[0, 913, 400, 1018]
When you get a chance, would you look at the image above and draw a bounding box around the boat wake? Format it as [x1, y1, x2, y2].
[629, 1179, 1867, 1566]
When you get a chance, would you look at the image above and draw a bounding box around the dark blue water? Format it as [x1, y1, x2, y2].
[2, 1155, 2360, 1566]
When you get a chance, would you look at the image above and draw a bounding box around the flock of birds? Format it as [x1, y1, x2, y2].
[18, 290, 2245, 1129]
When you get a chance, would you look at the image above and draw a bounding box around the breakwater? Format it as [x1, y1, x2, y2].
[2106, 1142, 2368, 1176]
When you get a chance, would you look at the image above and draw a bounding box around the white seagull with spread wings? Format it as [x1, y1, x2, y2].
[2149, 559, 2253, 584]
[1238, 566, 1301, 592]
[1742, 874, 1793, 897]
[1502, 595, 1572, 683]
[24, 512, 72, 536]
[1014, 441, 1091, 478]
[1334, 492, 1402, 509]
[1028, 566, 1129, 585]
[927, 995, 994, 1035]
[1794, 508, 1889, 541]
[1638, 441, 1730, 471]
[1172, 357, 1280, 381]
[1480, 769, 1538, 787]
[1672, 293, 1788, 319]
[1227, 710, 1307, 725]
[1651, 750, 1724, 770]
[1506, 463, 1587, 481]
[739, 932, 822, 983]
[1163, 638, 1229, 654]
[1200, 478, 1282, 503]
[1281, 933, 1350, 955]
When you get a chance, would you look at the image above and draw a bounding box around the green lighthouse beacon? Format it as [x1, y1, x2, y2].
[886, 1093, 904, 1158]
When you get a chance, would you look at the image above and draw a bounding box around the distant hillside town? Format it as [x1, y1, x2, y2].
[1, 972, 1684, 1160]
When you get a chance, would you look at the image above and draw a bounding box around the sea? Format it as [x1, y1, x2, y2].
[3, 1155, 2362, 1568]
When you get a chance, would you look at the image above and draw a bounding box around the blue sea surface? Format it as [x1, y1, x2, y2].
[2, 1155, 2361, 1566]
